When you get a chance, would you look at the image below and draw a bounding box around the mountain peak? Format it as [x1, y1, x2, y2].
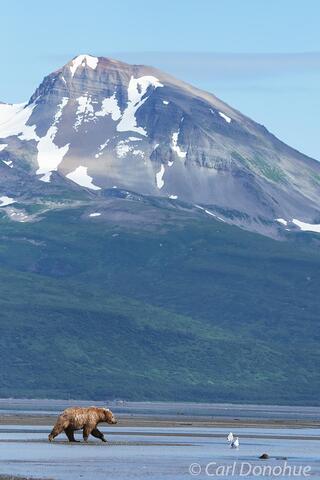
[68, 54, 99, 77]
[64, 54, 141, 78]
[1, 54, 320, 238]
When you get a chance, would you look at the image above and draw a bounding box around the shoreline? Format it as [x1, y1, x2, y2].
[0, 477, 50, 480]
[1, 413, 320, 430]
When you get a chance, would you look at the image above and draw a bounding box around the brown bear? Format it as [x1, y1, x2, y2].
[48, 406, 117, 443]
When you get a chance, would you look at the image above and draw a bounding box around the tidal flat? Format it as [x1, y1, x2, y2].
[0, 401, 319, 480]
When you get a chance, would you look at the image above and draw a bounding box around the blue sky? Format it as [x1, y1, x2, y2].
[1, 0, 320, 160]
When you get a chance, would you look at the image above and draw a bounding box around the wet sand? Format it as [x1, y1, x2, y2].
[1, 423, 320, 480]
[1, 402, 320, 479]
[1, 412, 320, 433]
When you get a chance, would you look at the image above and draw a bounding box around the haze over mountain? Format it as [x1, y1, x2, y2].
[1, 54, 320, 237]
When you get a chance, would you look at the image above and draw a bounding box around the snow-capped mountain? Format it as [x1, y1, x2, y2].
[1, 53, 320, 236]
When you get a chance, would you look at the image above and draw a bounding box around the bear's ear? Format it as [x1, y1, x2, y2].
[104, 408, 116, 423]
[103, 408, 111, 419]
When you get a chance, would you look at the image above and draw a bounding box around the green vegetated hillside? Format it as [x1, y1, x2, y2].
[0, 204, 319, 404]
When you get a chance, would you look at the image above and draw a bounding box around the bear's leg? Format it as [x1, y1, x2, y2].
[82, 424, 93, 442]
[48, 418, 68, 442]
[64, 427, 79, 443]
[91, 428, 107, 442]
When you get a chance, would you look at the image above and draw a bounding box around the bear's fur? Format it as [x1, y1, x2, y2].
[48, 406, 117, 443]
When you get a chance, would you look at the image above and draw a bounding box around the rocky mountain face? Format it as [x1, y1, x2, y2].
[0, 53, 320, 236]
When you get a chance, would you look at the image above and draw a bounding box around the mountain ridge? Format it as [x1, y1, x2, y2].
[0, 199, 319, 403]
[0, 53, 320, 237]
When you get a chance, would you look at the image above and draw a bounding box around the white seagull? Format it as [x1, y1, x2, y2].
[230, 437, 240, 449]
[227, 432, 234, 443]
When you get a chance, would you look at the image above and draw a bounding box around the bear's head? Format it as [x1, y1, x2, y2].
[103, 408, 117, 424]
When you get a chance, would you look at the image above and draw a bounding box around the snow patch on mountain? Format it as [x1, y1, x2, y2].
[117, 76, 163, 136]
[70, 55, 99, 77]
[116, 138, 144, 158]
[195, 204, 216, 217]
[292, 219, 320, 233]
[156, 164, 165, 189]
[116, 142, 131, 158]
[171, 131, 186, 158]
[40, 172, 52, 183]
[3, 159, 13, 168]
[276, 218, 288, 226]
[205, 209, 217, 218]
[9, 212, 25, 221]
[66, 166, 101, 190]
[219, 111, 231, 123]
[95, 139, 110, 158]
[195, 204, 225, 222]
[0, 103, 39, 141]
[36, 97, 69, 181]
[96, 93, 121, 121]
[0, 196, 15, 206]
[163, 100, 169, 105]
[89, 212, 101, 217]
[74, 94, 95, 130]
[0, 103, 25, 125]
[132, 149, 144, 157]
[0, 144, 7, 152]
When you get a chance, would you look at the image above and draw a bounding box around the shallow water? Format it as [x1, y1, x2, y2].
[0, 425, 319, 479]
[0, 402, 319, 479]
